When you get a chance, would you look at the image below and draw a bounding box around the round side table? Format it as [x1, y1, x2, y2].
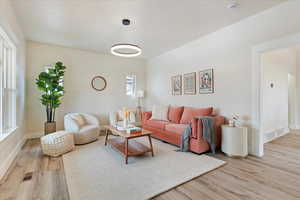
[221, 125, 248, 158]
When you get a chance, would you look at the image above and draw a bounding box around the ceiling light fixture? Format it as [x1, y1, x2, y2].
[111, 44, 142, 57]
[111, 19, 142, 58]
[227, 1, 239, 9]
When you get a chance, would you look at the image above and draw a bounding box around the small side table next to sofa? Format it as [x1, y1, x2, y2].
[221, 125, 248, 158]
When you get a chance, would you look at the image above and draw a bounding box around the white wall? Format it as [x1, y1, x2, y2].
[296, 49, 300, 129]
[0, 0, 26, 180]
[288, 73, 297, 129]
[146, 0, 300, 156]
[261, 48, 297, 143]
[26, 41, 146, 137]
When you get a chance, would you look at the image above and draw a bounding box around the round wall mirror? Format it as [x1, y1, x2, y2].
[91, 76, 107, 91]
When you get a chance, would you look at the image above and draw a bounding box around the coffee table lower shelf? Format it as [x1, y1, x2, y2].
[107, 137, 153, 164]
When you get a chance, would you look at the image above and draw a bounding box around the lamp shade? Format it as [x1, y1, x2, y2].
[136, 90, 144, 98]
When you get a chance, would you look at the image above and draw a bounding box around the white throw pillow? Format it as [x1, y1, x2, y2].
[70, 113, 86, 127]
[151, 105, 169, 121]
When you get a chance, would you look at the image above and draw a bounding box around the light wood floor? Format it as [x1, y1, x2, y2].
[0, 133, 299, 200]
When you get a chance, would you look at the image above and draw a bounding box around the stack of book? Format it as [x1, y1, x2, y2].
[126, 127, 142, 134]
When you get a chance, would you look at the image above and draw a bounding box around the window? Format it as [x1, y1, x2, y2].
[126, 75, 136, 96]
[0, 27, 16, 134]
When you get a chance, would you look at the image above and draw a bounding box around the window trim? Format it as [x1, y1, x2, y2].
[0, 24, 17, 137]
[126, 75, 136, 97]
[0, 127, 18, 143]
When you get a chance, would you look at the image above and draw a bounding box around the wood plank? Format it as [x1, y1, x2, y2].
[154, 133, 300, 200]
[0, 139, 70, 200]
[0, 134, 299, 200]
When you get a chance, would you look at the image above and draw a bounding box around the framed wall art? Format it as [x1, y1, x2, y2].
[183, 72, 196, 95]
[199, 69, 214, 94]
[171, 75, 182, 95]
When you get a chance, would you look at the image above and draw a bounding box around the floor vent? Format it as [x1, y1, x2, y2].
[23, 172, 33, 182]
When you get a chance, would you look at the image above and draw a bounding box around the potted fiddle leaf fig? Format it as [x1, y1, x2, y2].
[36, 61, 66, 134]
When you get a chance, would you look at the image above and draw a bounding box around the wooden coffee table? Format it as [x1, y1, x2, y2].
[104, 125, 154, 164]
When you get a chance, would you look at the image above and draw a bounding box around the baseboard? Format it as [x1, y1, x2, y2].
[294, 124, 300, 130]
[289, 124, 297, 130]
[291, 129, 300, 135]
[0, 135, 27, 182]
[263, 127, 289, 143]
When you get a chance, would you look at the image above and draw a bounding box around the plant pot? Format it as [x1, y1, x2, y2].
[44, 122, 56, 135]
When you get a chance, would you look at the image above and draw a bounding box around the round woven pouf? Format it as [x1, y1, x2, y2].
[41, 131, 75, 157]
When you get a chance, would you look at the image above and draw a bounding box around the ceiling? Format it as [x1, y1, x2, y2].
[12, 0, 287, 58]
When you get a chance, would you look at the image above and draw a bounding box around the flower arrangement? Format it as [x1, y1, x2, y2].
[122, 107, 136, 128]
[229, 114, 242, 127]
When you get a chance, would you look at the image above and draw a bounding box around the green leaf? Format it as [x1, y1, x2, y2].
[36, 61, 66, 121]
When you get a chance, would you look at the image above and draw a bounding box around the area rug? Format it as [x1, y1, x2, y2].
[63, 136, 225, 200]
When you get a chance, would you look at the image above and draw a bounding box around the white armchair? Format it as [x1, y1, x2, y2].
[64, 113, 100, 145]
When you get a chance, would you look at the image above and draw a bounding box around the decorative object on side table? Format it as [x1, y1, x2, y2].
[183, 72, 196, 95]
[221, 125, 248, 158]
[228, 119, 235, 127]
[199, 69, 214, 94]
[228, 114, 243, 127]
[171, 75, 182, 95]
[36, 61, 66, 135]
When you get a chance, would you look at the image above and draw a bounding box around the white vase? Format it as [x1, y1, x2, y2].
[229, 120, 235, 127]
[123, 118, 128, 128]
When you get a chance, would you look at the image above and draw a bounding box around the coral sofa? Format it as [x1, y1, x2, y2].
[142, 106, 225, 154]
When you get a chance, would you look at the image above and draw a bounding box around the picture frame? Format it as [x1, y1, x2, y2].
[171, 75, 182, 95]
[199, 69, 214, 94]
[183, 72, 196, 95]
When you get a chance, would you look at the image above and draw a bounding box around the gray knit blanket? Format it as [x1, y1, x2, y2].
[177, 123, 192, 152]
[177, 116, 215, 154]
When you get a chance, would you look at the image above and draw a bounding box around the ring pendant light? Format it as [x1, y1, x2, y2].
[111, 19, 142, 58]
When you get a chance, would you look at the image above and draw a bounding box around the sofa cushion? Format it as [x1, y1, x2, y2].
[168, 106, 184, 123]
[180, 107, 213, 124]
[145, 120, 169, 130]
[151, 105, 169, 121]
[165, 123, 189, 135]
[142, 111, 152, 123]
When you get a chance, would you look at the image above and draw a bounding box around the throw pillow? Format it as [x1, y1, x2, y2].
[150, 105, 169, 121]
[180, 107, 213, 124]
[70, 113, 86, 127]
[168, 106, 184, 123]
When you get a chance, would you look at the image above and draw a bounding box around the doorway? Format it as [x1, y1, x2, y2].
[260, 48, 298, 144]
[252, 32, 300, 157]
